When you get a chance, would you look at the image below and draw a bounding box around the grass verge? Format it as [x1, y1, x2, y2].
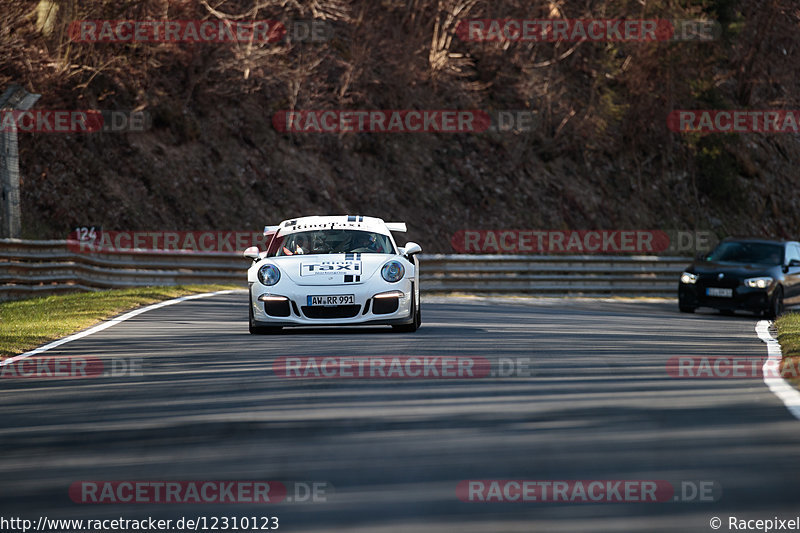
[774, 312, 800, 387]
[0, 285, 242, 358]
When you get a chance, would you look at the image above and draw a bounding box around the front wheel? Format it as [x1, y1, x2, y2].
[765, 286, 785, 319]
[393, 293, 421, 333]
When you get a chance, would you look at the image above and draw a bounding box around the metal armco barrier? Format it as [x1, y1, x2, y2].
[421, 254, 688, 297]
[0, 240, 690, 301]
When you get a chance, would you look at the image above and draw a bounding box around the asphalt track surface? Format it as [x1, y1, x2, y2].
[2, 293, 800, 533]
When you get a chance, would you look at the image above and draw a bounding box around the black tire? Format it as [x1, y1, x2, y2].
[393, 292, 420, 333]
[249, 294, 282, 334]
[766, 286, 785, 319]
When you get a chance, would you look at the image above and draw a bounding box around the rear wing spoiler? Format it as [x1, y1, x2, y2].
[385, 222, 407, 232]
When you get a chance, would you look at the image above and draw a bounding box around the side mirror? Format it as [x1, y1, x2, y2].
[403, 242, 422, 256]
[243, 246, 260, 260]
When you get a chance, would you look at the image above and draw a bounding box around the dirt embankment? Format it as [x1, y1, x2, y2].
[3, 0, 799, 252]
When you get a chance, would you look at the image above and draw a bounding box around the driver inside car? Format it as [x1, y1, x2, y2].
[282, 234, 307, 256]
[353, 233, 381, 252]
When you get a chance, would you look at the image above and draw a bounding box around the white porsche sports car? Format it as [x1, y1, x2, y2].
[244, 215, 422, 333]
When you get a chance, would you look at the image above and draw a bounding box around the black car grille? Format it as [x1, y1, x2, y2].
[301, 305, 361, 319]
[372, 296, 399, 315]
[264, 300, 291, 317]
[696, 273, 740, 290]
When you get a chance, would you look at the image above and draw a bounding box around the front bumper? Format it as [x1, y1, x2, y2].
[678, 282, 773, 312]
[250, 279, 415, 327]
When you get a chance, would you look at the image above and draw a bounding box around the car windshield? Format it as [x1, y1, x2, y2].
[268, 230, 394, 256]
[705, 242, 783, 265]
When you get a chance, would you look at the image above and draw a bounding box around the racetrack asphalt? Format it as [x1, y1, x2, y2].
[1, 293, 799, 532]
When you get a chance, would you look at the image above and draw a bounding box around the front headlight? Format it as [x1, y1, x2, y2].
[257, 264, 281, 286]
[381, 260, 405, 283]
[744, 276, 773, 289]
[680, 272, 698, 284]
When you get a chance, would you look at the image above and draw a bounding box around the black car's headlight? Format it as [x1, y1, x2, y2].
[744, 276, 773, 289]
[257, 264, 281, 286]
[680, 272, 698, 284]
[381, 260, 405, 283]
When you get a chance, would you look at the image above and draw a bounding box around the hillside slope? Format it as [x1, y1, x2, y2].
[2, 0, 799, 251]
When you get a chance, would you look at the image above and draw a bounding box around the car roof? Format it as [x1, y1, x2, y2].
[271, 215, 398, 236]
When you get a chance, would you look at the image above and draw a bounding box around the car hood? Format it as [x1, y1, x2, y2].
[269, 253, 395, 286]
[690, 261, 776, 278]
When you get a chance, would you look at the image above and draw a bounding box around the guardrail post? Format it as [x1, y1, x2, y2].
[0, 128, 21, 238]
[0, 85, 41, 238]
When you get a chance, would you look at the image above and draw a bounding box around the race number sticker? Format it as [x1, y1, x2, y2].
[300, 261, 362, 276]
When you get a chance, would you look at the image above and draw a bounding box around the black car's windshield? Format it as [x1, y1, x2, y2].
[268, 230, 394, 257]
[705, 242, 783, 265]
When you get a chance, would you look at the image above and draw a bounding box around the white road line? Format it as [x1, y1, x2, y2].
[1, 289, 244, 366]
[756, 320, 800, 420]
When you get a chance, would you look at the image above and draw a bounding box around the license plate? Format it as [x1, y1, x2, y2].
[706, 287, 733, 297]
[307, 294, 355, 306]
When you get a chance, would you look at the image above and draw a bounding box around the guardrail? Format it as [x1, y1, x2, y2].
[421, 254, 688, 297]
[0, 239, 689, 300]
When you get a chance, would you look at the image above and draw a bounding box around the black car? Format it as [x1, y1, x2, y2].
[677, 238, 800, 317]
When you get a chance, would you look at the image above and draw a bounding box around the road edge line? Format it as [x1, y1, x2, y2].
[756, 320, 800, 420]
[1, 289, 244, 366]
